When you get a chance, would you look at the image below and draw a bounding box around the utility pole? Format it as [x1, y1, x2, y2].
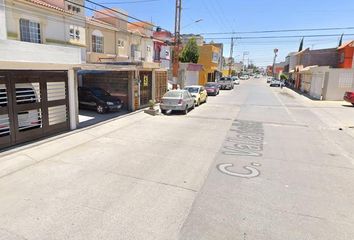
[228, 37, 234, 76]
[272, 48, 278, 78]
[172, 0, 182, 89]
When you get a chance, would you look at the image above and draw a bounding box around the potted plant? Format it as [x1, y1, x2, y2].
[144, 99, 159, 116]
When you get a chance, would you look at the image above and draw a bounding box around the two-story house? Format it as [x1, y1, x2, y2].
[81, 13, 167, 109]
[0, 0, 85, 149]
[198, 43, 221, 85]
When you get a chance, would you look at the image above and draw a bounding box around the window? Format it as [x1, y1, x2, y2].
[147, 45, 151, 52]
[117, 39, 124, 47]
[69, 28, 74, 39]
[75, 30, 80, 40]
[69, 27, 80, 40]
[92, 35, 104, 53]
[20, 19, 41, 43]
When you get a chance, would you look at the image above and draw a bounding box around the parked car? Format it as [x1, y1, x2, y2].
[185, 85, 208, 106]
[231, 76, 240, 85]
[0, 83, 41, 136]
[344, 91, 354, 106]
[78, 86, 123, 114]
[160, 90, 195, 114]
[267, 77, 274, 83]
[239, 75, 249, 80]
[205, 82, 220, 96]
[218, 77, 234, 90]
[270, 79, 282, 87]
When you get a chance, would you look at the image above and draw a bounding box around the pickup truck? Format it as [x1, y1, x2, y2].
[218, 77, 234, 90]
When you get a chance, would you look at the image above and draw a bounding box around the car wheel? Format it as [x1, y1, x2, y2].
[161, 109, 166, 114]
[352, 103, 354, 106]
[96, 104, 106, 114]
[182, 105, 188, 115]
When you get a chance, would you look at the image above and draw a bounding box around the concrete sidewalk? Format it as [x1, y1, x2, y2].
[0, 89, 241, 240]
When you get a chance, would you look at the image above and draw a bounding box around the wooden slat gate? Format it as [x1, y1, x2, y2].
[0, 71, 70, 150]
[155, 71, 167, 102]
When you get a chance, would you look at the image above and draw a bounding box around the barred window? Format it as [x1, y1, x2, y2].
[20, 19, 41, 43]
[92, 35, 104, 53]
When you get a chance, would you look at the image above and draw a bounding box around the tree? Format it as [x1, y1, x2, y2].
[180, 38, 199, 63]
[280, 74, 288, 80]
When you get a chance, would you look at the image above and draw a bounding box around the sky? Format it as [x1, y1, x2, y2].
[92, 0, 354, 67]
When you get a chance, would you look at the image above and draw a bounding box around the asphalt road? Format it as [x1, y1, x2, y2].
[180, 79, 354, 240]
[0, 78, 353, 240]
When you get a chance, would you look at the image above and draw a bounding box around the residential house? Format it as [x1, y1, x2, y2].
[153, 30, 172, 70]
[81, 16, 167, 109]
[181, 34, 204, 46]
[294, 48, 338, 89]
[207, 42, 223, 80]
[0, 0, 85, 149]
[198, 44, 221, 85]
[222, 58, 242, 76]
[337, 41, 354, 69]
[178, 63, 203, 88]
[86, 9, 129, 63]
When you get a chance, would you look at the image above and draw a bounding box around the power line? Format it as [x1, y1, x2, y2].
[204, 33, 354, 40]
[84, 0, 158, 29]
[1, 2, 168, 43]
[97, 0, 159, 4]
[199, 26, 354, 35]
[66, 0, 170, 33]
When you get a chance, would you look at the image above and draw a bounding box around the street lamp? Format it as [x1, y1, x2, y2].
[181, 19, 203, 30]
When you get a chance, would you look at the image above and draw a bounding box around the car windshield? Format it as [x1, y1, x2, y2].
[185, 87, 199, 93]
[164, 91, 182, 98]
[92, 88, 110, 97]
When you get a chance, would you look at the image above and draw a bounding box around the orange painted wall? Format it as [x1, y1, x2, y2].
[338, 47, 354, 68]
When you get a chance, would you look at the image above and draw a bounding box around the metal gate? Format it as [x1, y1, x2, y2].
[0, 71, 70, 150]
[139, 71, 152, 106]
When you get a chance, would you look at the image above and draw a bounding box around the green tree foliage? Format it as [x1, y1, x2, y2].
[180, 38, 199, 63]
[280, 74, 288, 80]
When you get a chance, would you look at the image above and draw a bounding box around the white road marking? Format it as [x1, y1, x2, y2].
[273, 89, 297, 122]
[217, 163, 260, 178]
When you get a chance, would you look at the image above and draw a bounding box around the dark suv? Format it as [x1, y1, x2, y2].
[78, 87, 123, 113]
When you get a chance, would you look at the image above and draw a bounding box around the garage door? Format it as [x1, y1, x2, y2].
[0, 71, 70, 150]
[81, 71, 130, 110]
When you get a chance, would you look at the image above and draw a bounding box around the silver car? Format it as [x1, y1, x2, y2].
[160, 90, 195, 115]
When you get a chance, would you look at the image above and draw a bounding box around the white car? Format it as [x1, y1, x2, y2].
[0, 83, 41, 136]
[239, 75, 249, 80]
[231, 76, 240, 85]
[160, 90, 195, 114]
[267, 77, 274, 83]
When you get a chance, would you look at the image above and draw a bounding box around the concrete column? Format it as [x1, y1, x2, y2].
[151, 69, 156, 101]
[68, 69, 78, 130]
[0, 0, 7, 40]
